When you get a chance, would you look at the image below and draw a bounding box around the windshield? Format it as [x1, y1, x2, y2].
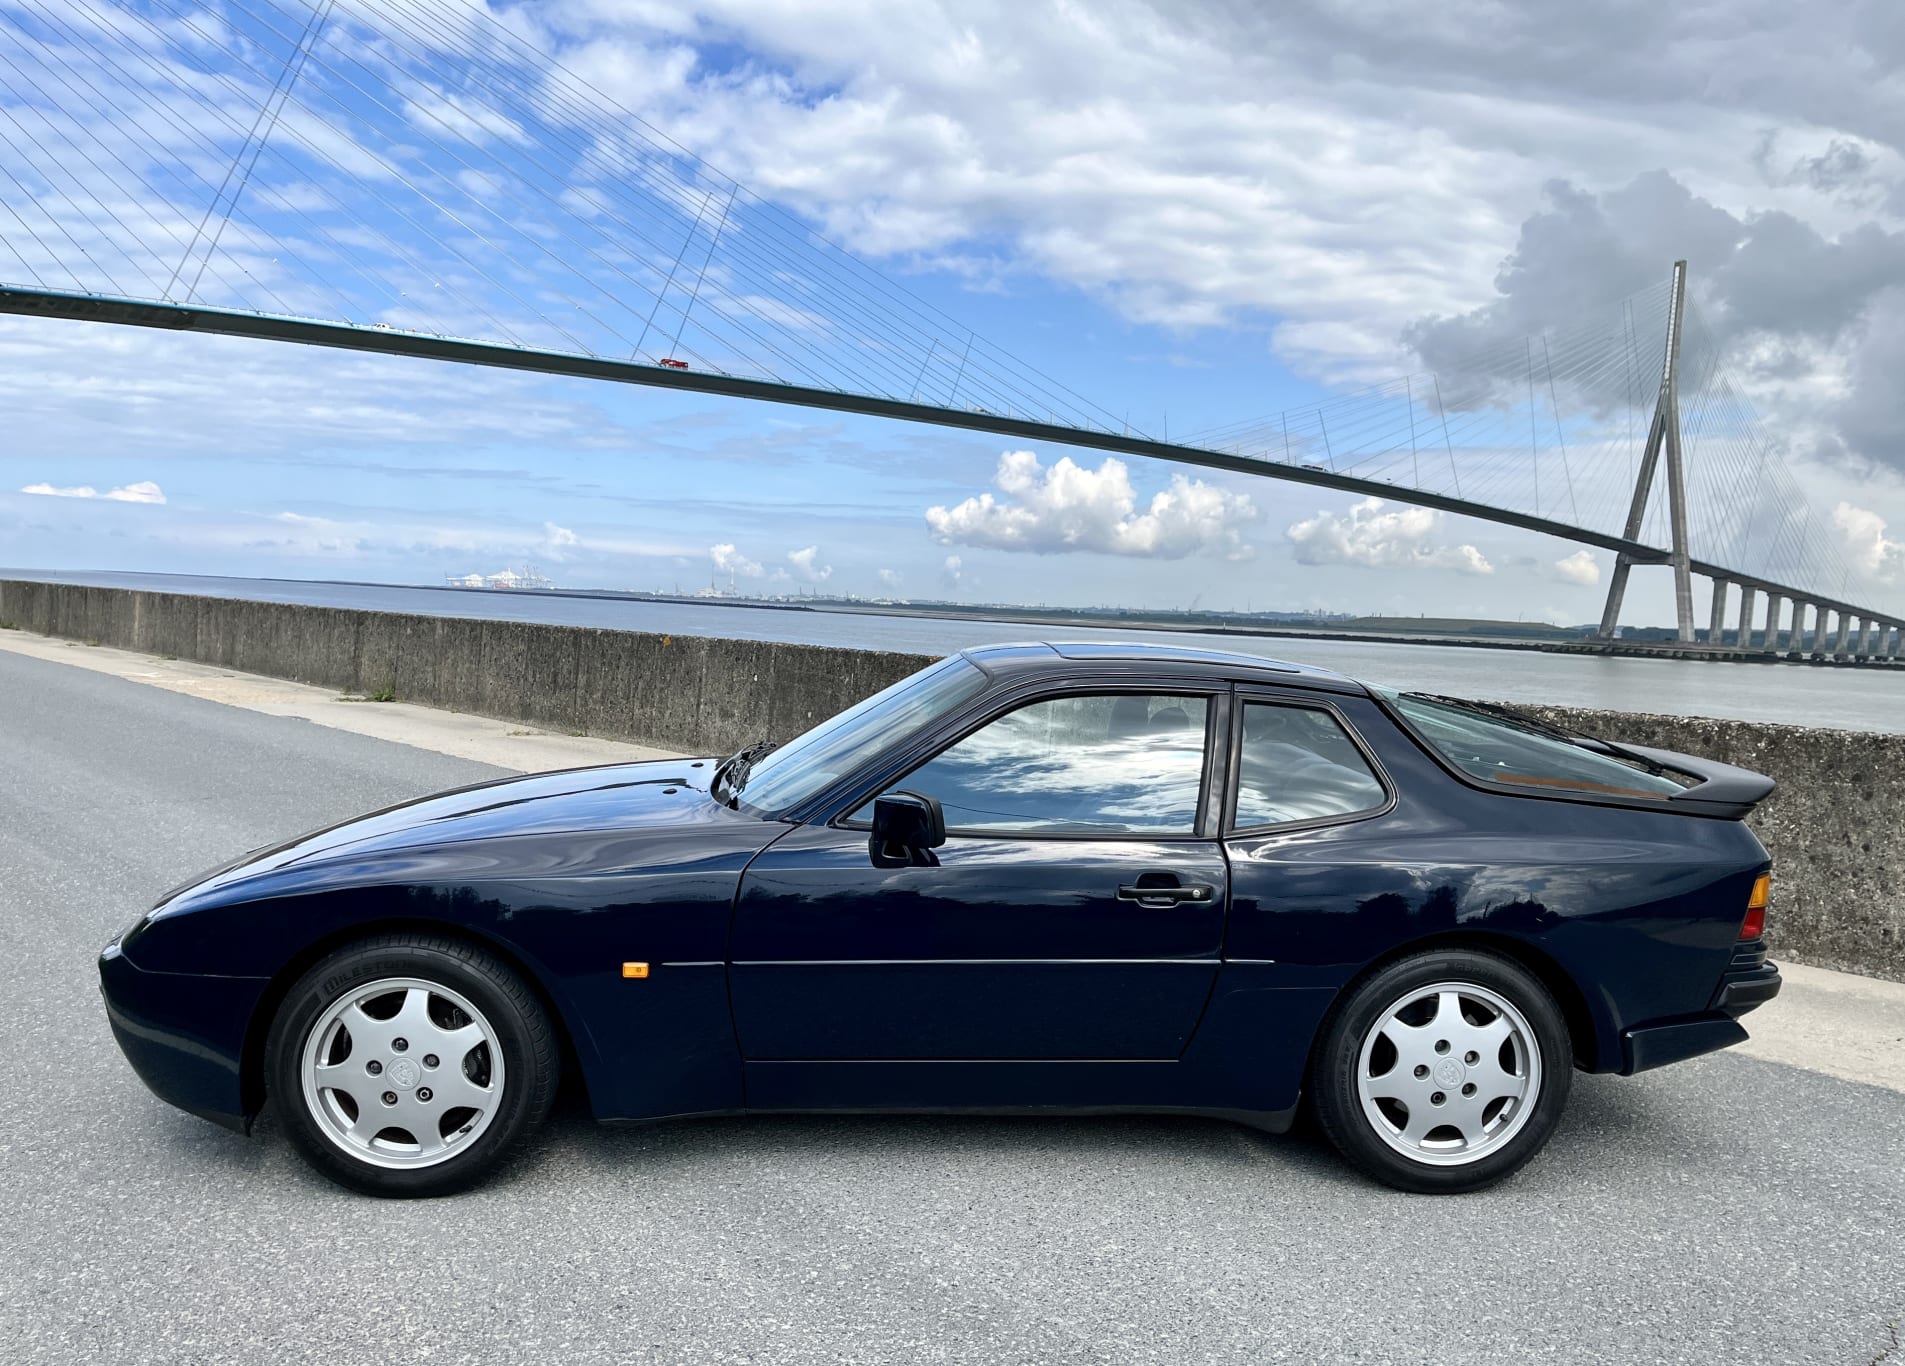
[736, 655, 988, 815]
[1378, 688, 1686, 800]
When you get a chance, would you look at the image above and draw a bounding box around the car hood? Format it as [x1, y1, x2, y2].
[158, 758, 728, 906]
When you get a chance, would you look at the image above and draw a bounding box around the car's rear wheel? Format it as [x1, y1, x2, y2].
[1311, 948, 1571, 1193]
[265, 934, 559, 1197]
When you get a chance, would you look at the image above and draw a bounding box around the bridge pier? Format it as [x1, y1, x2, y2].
[1763, 594, 1786, 654]
[1804, 603, 1828, 656]
[1889, 625, 1903, 661]
[1836, 614, 1854, 661]
[1735, 585, 1759, 653]
[1706, 579, 1730, 647]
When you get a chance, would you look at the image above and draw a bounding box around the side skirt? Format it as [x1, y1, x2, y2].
[597, 1103, 1299, 1134]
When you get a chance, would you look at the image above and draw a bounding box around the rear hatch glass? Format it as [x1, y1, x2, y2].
[1379, 690, 1690, 800]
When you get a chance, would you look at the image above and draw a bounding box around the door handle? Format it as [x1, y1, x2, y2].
[1117, 881, 1216, 906]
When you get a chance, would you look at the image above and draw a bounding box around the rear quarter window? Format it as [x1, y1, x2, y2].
[1380, 690, 1686, 800]
[1233, 703, 1387, 829]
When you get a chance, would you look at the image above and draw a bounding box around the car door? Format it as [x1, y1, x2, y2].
[1217, 690, 1400, 972]
[728, 685, 1230, 1060]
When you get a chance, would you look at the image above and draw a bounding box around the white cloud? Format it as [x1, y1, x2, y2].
[20, 479, 166, 504]
[877, 567, 902, 590]
[1286, 498, 1493, 576]
[519, 0, 1905, 380]
[1553, 549, 1602, 586]
[401, 86, 531, 148]
[123, 508, 694, 566]
[542, 522, 581, 559]
[710, 542, 764, 578]
[1834, 502, 1905, 584]
[787, 545, 833, 582]
[942, 554, 964, 590]
[926, 451, 1256, 560]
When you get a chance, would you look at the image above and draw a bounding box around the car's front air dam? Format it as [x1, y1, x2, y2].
[98, 941, 267, 1133]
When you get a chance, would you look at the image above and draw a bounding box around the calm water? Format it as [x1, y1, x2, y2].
[7, 568, 1904, 733]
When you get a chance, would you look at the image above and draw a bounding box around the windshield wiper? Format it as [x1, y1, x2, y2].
[713, 739, 777, 807]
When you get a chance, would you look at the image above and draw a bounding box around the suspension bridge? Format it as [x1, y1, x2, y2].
[0, 0, 1898, 660]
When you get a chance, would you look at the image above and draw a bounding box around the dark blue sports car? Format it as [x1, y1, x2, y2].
[99, 642, 1781, 1197]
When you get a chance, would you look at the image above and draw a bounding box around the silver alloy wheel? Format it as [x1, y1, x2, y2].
[299, 976, 505, 1170]
[1355, 980, 1542, 1167]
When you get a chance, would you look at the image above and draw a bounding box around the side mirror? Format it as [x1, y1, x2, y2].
[869, 791, 946, 868]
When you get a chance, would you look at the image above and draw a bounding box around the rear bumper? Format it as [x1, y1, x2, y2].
[1711, 940, 1781, 1017]
[1620, 945, 1780, 1074]
[1713, 965, 1782, 1015]
[98, 941, 266, 1133]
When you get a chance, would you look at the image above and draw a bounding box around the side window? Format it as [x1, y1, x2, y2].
[1233, 703, 1386, 829]
[862, 693, 1210, 836]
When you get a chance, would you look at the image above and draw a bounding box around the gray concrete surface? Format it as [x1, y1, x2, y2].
[0, 629, 675, 772]
[1735, 960, 1905, 1093]
[0, 577, 927, 760]
[2, 647, 1903, 1364]
[6, 575, 1903, 981]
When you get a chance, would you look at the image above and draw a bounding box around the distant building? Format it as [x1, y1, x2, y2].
[445, 566, 553, 590]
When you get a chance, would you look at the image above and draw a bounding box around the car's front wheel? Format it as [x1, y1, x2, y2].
[1311, 949, 1572, 1193]
[265, 934, 559, 1197]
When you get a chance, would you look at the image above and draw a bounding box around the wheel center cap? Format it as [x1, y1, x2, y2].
[1433, 1057, 1466, 1088]
[386, 1057, 421, 1090]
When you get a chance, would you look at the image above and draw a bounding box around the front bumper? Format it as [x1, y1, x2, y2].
[98, 941, 268, 1133]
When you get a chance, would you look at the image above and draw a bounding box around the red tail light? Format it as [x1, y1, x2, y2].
[1740, 873, 1769, 940]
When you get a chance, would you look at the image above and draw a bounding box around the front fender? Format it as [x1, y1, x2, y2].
[115, 814, 789, 1127]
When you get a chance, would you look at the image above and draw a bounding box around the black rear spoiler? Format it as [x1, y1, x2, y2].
[1573, 738, 1776, 819]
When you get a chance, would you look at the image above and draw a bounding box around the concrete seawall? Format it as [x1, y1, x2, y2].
[3, 576, 1898, 982]
[0, 578, 926, 760]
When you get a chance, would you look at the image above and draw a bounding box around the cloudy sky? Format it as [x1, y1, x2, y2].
[3, 0, 1904, 624]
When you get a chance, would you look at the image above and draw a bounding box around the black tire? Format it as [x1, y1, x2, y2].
[1311, 948, 1572, 1194]
[265, 933, 560, 1198]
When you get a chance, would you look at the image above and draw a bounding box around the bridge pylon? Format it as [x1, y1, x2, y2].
[1597, 260, 1696, 642]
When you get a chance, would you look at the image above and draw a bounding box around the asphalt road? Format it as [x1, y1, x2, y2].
[2, 647, 1901, 1366]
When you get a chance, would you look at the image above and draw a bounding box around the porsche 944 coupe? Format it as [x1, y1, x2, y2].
[100, 642, 1781, 1196]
